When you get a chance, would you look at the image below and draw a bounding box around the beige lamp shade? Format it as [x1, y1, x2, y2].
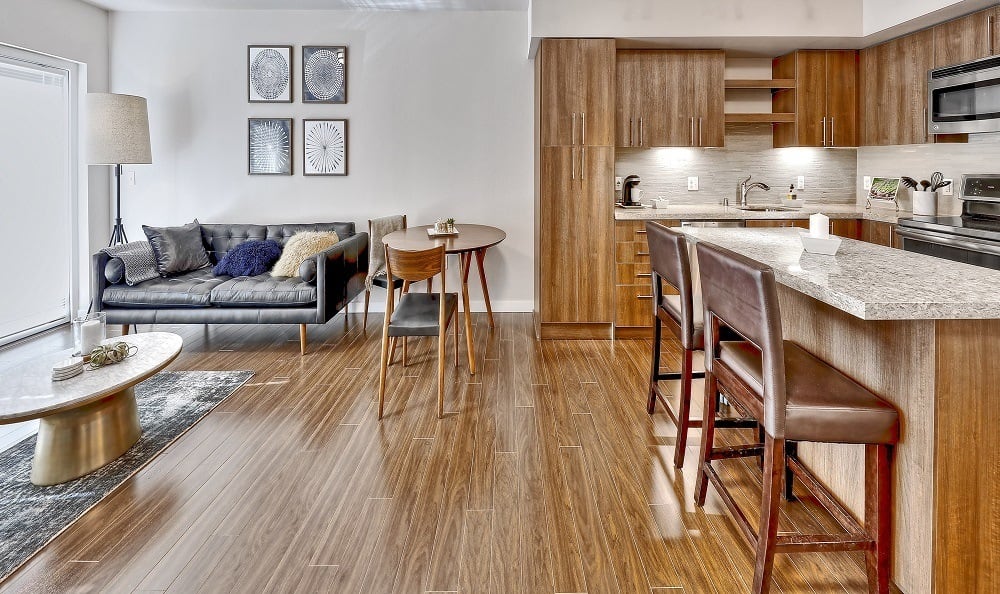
[85, 93, 152, 165]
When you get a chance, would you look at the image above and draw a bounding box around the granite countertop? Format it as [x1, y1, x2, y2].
[678, 227, 1000, 320]
[615, 203, 905, 224]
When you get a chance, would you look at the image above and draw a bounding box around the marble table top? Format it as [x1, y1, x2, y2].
[678, 227, 1000, 320]
[0, 332, 183, 424]
[615, 203, 904, 223]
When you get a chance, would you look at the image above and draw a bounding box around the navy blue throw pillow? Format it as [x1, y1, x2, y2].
[213, 240, 282, 277]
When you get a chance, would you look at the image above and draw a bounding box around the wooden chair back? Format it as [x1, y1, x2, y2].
[385, 244, 445, 284]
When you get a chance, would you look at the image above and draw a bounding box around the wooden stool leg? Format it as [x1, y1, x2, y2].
[437, 327, 446, 418]
[784, 441, 798, 501]
[753, 434, 785, 594]
[403, 337, 408, 366]
[694, 371, 720, 507]
[378, 330, 391, 420]
[673, 348, 694, 469]
[363, 289, 370, 328]
[647, 314, 662, 414]
[865, 444, 892, 594]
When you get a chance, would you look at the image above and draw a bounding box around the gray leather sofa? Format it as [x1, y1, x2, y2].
[92, 222, 368, 354]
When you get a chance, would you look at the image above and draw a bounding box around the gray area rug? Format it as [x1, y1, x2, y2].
[0, 370, 253, 582]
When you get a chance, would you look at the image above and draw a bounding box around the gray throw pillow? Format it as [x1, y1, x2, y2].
[142, 220, 210, 276]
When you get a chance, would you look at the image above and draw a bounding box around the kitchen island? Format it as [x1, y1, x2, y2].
[614, 202, 904, 223]
[679, 227, 999, 594]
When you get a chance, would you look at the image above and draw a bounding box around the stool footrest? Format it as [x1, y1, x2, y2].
[710, 443, 764, 460]
[653, 370, 706, 381]
[774, 534, 874, 553]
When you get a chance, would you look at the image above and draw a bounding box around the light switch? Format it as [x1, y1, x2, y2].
[942, 179, 954, 196]
[863, 176, 872, 190]
[796, 176, 805, 189]
[687, 176, 699, 191]
[614, 176, 623, 191]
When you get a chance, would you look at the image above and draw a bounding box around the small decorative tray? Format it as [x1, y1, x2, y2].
[427, 227, 460, 237]
[799, 231, 842, 255]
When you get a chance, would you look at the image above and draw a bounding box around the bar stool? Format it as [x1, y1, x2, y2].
[693, 241, 900, 594]
[646, 222, 756, 468]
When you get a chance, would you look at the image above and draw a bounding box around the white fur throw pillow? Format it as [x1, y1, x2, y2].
[270, 231, 340, 277]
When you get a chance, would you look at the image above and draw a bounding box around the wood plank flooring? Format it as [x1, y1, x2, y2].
[0, 313, 873, 593]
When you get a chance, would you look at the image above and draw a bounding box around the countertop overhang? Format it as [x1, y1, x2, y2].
[678, 227, 1000, 320]
[615, 203, 904, 223]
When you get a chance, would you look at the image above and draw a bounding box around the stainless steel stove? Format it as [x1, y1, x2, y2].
[896, 174, 1000, 270]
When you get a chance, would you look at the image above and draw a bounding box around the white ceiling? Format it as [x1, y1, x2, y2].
[84, 0, 527, 10]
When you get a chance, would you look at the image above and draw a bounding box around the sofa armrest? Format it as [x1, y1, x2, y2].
[92, 252, 112, 313]
[315, 232, 369, 321]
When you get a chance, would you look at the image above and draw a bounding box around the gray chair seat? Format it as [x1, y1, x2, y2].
[387, 293, 458, 337]
[102, 268, 222, 308]
[210, 274, 317, 307]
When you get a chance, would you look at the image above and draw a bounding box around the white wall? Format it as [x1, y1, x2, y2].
[109, 9, 534, 311]
[1, 0, 110, 308]
[531, 0, 863, 39]
[862, 0, 986, 35]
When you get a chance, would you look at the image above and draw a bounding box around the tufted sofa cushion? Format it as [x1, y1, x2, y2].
[210, 274, 317, 307]
[200, 223, 356, 266]
[102, 268, 225, 308]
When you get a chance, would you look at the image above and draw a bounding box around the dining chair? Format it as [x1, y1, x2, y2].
[378, 244, 461, 419]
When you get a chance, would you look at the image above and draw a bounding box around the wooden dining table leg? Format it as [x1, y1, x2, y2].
[459, 252, 476, 375]
[474, 248, 495, 330]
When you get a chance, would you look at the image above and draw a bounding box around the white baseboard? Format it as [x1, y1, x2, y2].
[346, 298, 533, 314]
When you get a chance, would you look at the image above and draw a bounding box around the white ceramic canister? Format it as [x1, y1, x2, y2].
[912, 191, 938, 216]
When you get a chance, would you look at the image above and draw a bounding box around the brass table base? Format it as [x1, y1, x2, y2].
[30, 388, 142, 486]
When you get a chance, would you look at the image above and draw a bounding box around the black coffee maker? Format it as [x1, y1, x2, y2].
[622, 175, 642, 206]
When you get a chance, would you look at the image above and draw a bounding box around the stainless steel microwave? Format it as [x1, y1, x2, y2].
[928, 55, 1000, 135]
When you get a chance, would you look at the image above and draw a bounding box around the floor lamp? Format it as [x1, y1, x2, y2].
[85, 93, 152, 246]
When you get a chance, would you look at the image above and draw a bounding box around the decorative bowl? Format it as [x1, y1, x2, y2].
[799, 231, 842, 255]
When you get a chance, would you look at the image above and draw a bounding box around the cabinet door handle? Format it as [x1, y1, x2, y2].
[572, 113, 577, 145]
[989, 14, 994, 55]
[629, 117, 634, 146]
[582, 112, 586, 145]
[699, 117, 703, 147]
[581, 147, 585, 181]
[821, 117, 827, 146]
[831, 116, 835, 147]
[571, 147, 576, 181]
[639, 117, 644, 146]
[924, 107, 929, 138]
[690, 117, 695, 146]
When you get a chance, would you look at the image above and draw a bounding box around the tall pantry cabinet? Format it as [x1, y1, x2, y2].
[535, 39, 616, 339]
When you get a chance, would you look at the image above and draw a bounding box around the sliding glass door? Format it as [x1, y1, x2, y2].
[0, 52, 73, 345]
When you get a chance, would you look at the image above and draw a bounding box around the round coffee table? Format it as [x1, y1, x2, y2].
[0, 332, 182, 485]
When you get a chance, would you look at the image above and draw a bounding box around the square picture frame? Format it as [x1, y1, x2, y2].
[248, 45, 293, 103]
[302, 46, 347, 104]
[303, 119, 348, 176]
[248, 118, 293, 176]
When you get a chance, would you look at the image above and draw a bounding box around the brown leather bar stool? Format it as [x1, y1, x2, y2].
[693, 241, 900, 594]
[646, 222, 756, 468]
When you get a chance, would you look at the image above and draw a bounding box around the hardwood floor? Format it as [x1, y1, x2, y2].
[0, 313, 873, 593]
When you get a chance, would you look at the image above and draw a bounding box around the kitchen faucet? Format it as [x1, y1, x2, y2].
[732, 175, 771, 207]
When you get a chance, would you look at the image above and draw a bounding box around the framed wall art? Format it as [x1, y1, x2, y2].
[866, 177, 901, 210]
[248, 45, 293, 103]
[248, 118, 293, 175]
[302, 46, 347, 104]
[303, 119, 347, 176]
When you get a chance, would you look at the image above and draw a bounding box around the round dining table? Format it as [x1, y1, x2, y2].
[382, 224, 506, 375]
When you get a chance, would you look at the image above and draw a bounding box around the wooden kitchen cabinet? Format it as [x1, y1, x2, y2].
[746, 219, 810, 229]
[831, 218, 862, 239]
[933, 6, 999, 67]
[860, 30, 934, 146]
[861, 220, 900, 248]
[614, 220, 679, 335]
[539, 39, 615, 147]
[616, 50, 724, 147]
[772, 50, 858, 148]
[536, 38, 616, 339]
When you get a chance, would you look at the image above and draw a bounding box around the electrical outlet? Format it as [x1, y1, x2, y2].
[796, 176, 805, 190]
[687, 176, 699, 191]
[863, 176, 872, 190]
[942, 179, 954, 196]
[128, 171, 136, 186]
[614, 176, 623, 191]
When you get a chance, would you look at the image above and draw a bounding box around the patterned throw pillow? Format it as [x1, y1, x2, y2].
[270, 231, 340, 277]
[212, 240, 283, 277]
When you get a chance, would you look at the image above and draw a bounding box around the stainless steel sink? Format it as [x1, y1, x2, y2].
[736, 205, 794, 212]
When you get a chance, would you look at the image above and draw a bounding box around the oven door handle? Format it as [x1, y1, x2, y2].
[896, 227, 1000, 257]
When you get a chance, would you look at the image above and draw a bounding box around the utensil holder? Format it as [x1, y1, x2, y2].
[912, 191, 938, 216]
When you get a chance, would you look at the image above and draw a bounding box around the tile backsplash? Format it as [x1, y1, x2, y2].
[856, 132, 1000, 215]
[615, 123, 858, 206]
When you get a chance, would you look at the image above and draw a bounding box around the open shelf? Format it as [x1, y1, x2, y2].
[724, 79, 796, 90]
[724, 113, 795, 124]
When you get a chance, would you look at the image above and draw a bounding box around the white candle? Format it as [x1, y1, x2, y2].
[80, 319, 104, 354]
[809, 213, 830, 238]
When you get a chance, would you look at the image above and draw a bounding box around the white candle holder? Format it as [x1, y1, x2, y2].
[73, 312, 107, 357]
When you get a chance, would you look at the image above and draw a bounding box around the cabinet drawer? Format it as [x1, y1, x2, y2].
[614, 219, 681, 243]
[616, 262, 652, 285]
[615, 241, 651, 263]
[745, 219, 810, 229]
[615, 284, 654, 327]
